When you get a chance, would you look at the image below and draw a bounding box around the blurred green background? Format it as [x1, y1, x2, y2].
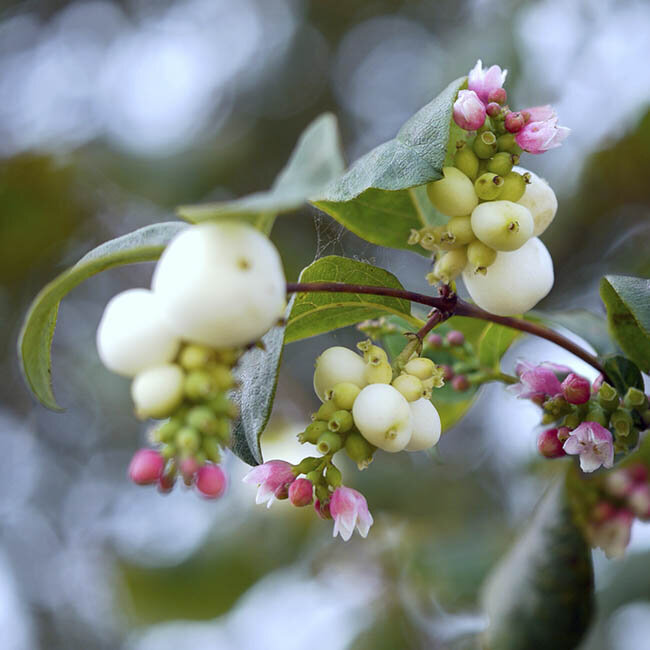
[1, 0, 649, 648]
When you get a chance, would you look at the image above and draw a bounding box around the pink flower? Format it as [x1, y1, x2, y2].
[628, 484, 650, 520]
[515, 105, 570, 154]
[243, 460, 295, 508]
[561, 373, 591, 405]
[289, 478, 314, 507]
[453, 90, 486, 131]
[468, 59, 508, 105]
[196, 464, 227, 499]
[592, 374, 604, 393]
[563, 422, 614, 473]
[128, 449, 164, 485]
[537, 428, 566, 458]
[508, 360, 568, 401]
[330, 486, 374, 541]
[590, 510, 634, 559]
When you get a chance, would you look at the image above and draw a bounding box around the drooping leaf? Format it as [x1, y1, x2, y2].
[312, 77, 465, 253]
[285, 256, 421, 343]
[18, 222, 187, 411]
[602, 355, 644, 394]
[481, 474, 594, 650]
[178, 114, 345, 234]
[600, 275, 650, 372]
[529, 308, 617, 357]
[478, 322, 520, 370]
[231, 299, 295, 466]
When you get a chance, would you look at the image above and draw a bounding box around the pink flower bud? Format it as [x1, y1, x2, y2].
[330, 486, 374, 541]
[452, 375, 470, 392]
[180, 457, 199, 481]
[487, 87, 507, 105]
[289, 478, 314, 507]
[196, 464, 227, 499]
[537, 428, 566, 458]
[592, 501, 617, 523]
[628, 484, 650, 519]
[426, 333, 443, 348]
[441, 365, 454, 381]
[592, 374, 604, 393]
[446, 330, 465, 346]
[453, 90, 486, 131]
[505, 111, 525, 133]
[314, 499, 331, 520]
[486, 102, 502, 117]
[627, 463, 648, 484]
[605, 470, 634, 498]
[561, 373, 591, 405]
[515, 105, 570, 154]
[468, 59, 508, 105]
[128, 449, 164, 485]
[556, 426, 571, 443]
[590, 509, 634, 559]
[158, 472, 176, 494]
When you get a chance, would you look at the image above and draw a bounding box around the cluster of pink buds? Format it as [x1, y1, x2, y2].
[424, 330, 473, 393]
[243, 460, 373, 541]
[454, 60, 570, 154]
[128, 448, 227, 498]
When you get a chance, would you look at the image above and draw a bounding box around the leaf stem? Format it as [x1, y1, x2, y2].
[285, 282, 608, 378]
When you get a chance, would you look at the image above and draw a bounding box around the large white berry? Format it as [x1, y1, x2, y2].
[152, 222, 286, 348]
[513, 166, 558, 237]
[405, 398, 441, 451]
[313, 346, 367, 402]
[352, 384, 413, 453]
[470, 201, 534, 251]
[462, 237, 554, 316]
[131, 363, 184, 419]
[96, 289, 181, 377]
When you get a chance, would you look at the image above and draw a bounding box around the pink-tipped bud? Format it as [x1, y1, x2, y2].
[561, 373, 591, 405]
[487, 87, 507, 105]
[486, 102, 502, 117]
[537, 428, 566, 458]
[289, 478, 314, 507]
[441, 365, 454, 381]
[128, 449, 164, 485]
[426, 333, 443, 348]
[158, 472, 176, 494]
[556, 426, 571, 443]
[628, 484, 650, 519]
[505, 111, 525, 133]
[626, 463, 648, 485]
[453, 90, 487, 131]
[446, 330, 465, 346]
[274, 483, 290, 500]
[592, 501, 617, 523]
[180, 457, 199, 481]
[196, 464, 227, 499]
[605, 470, 634, 498]
[592, 374, 604, 393]
[452, 375, 470, 391]
[314, 499, 331, 520]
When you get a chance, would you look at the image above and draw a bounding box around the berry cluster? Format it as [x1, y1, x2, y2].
[409, 60, 568, 317]
[96, 222, 287, 496]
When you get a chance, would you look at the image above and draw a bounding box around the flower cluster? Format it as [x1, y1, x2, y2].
[96, 222, 287, 497]
[410, 59, 569, 317]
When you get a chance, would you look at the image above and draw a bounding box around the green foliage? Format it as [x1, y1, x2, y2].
[481, 474, 594, 650]
[600, 275, 650, 372]
[18, 222, 187, 411]
[602, 355, 644, 394]
[178, 113, 345, 234]
[478, 322, 520, 369]
[312, 77, 465, 252]
[285, 256, 420, 343]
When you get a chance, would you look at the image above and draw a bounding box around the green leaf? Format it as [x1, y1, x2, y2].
[18, 222, 187, 411]
[600, 275, 650, 372]
[481, 474, 594, 650]
[178, 114, 345, 234]
[478, 322, 520, 370]
[284, 256, 421, 343]
[230, 299, 295, 466]
[602, 355, 644, 394]
[529, 308, 617, 357]
[311, 77, 465, 253]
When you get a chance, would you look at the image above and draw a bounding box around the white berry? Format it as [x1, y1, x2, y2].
[471, 201, 534, 251]
[131, 364, 184, 419]
[352, 384, 413, 453]
[96, 289, 181, 377]
[313, 346, 367, 402]
[513, 166, 558, 237]
[152, 222, 286, 347]
[405, 398, 441, 451]
[462, 237, 554, 316]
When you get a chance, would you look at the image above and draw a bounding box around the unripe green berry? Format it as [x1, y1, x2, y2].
[357, 341, 388, 366]
[293, 456, 321, 474]
[610, 408, 634, 437]
[208, 363, 234, 391]
[208, 393, 239, 418]
[624, 387, 648, 410]
[315, 483, 330, 503]
[300, 420, 329, 444]
[499, 171, 527, 202]
[365, 361, 393, 385]
[403, 357, 436, 381]
[328, 410, 354, 433]
[474, 172, 504, 201]
[184, 370, 216, 401]
[176, 426, 201, 454]
[317, 431, 343, 454]
[470, 200, 534, 251]
[392, 373, 424, 402]
[202, 437, 222, 463]
[325, 464, 342, 488]
[426, 167, 479, 217]
[585, 403, 609, 427]
[496, 133, 522, 154]
[466, 240, 497, 274]
[454, 145, 480, 181]
[486, 152, 515, 177]
[161, 443, 176, 460]
[431, 248, 468, 284]
[418, 226, 443, 251]
[153, 418, 182, 443]
[598, 383, 620, 410]
[179, 344, 213, 370]
[306, 470, 323, 485]
[315, 400, 339, 422]
[444, 216, 475, 245]
[473, 131, 498, 159]
[187, 406, 220, 435]
[328, 382, 361, 410]
[344, 432, 375, 469]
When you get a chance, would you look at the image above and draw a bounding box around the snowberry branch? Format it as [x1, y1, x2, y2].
[285, 282, 608, 378]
